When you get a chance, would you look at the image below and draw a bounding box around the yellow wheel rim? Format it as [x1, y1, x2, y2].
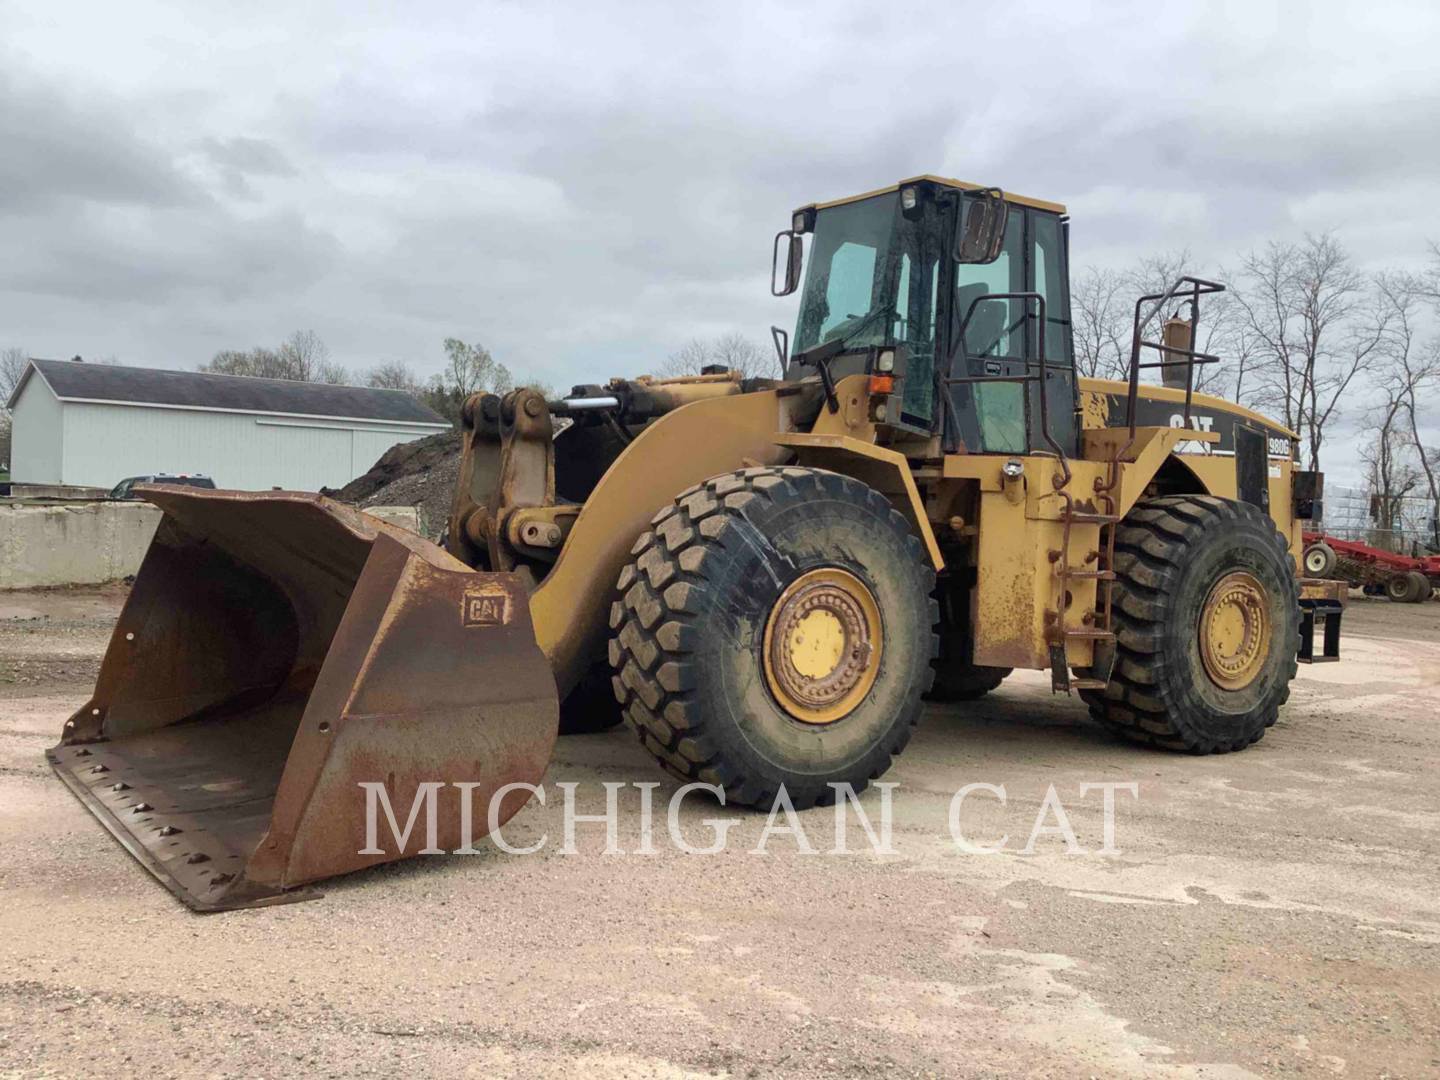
[1199, 571, 1272, 691]
[762, 568, 883, 725]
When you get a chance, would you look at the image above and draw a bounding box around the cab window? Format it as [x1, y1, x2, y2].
[819, 242, 879, 343]
[953, 211, 1026, 452]
[954, 211, 1024, 358]
[1031, 212, 1072, 363]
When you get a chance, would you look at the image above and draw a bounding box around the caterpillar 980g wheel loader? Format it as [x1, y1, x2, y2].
[49, 175, 1345, 909]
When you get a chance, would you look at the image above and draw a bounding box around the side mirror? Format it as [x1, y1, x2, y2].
[954, 188, 1008, 264]
[771, 230, 804, 297]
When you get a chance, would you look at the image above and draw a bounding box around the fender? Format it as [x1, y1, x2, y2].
[772, 432, 945, 572]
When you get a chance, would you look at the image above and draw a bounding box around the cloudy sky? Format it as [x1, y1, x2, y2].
[2, 0, 1437, 419]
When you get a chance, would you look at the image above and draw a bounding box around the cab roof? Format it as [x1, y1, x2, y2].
[801, 174, 1066, 216]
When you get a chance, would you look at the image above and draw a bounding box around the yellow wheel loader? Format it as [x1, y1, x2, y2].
[48, 175, 1345, 909]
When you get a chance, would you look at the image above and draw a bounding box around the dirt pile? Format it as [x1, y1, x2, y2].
[324, 430, 459, 539]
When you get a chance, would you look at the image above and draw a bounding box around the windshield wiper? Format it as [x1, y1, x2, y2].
[795, 308, 888, 364]
[790, 308, 891, 413]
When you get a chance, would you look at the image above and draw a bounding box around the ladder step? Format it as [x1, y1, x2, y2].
[1058, 569, 1116, 581]
[1068, 678, 1109, 690]
[1062, 628, 1115, 640]
[1067, 512, 1119, 525]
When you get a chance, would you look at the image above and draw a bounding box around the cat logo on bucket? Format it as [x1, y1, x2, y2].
[462, 587, 512, 627]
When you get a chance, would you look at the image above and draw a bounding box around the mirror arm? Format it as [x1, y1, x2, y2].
[770, 325, 790, 374]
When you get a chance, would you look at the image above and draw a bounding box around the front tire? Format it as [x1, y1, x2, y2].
[1082, 496, 1300, 753]
[608, 467, 938, 809]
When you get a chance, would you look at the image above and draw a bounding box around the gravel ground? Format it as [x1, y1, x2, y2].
[1, 588, 1437, 1078]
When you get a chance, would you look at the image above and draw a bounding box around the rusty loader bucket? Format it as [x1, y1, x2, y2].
[47, 487, 558, 911]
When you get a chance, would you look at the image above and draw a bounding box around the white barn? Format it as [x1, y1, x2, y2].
[7, 359, 450, 493]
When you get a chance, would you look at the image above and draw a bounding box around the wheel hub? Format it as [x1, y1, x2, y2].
[1199, 571, 1271, 691]
[763, 568, 883, 724]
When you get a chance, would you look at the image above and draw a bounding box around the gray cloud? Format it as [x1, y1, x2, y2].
[0, 0, 1436, 432]
[197, 136, 299, 197]
[0, 69, 199, 212]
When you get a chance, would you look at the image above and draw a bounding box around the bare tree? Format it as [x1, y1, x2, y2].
[1381, 266, 1440, 548]
[202, 348, 281, 379]
[659, 339, 712, 378]
[1199, 290, 1265, 403]
[1417, 240, 1440, 307]
[0, 346, 27, 403]
[1231, 234, 1384, 471]
[437, 338, 513, 397]
[0, 346, 28, 469]
[1359, 390, 1420, 552]
[419, 338, 516, 424]
[1071, 267, 1130, 380]
[1350, 269, 1430, 552]
[201, 331, 348, 384]
[658, 332, 779, 379]
[277, 330, 347, 384]
[366, 360, 423, 394]
[712, 332, 779, 379]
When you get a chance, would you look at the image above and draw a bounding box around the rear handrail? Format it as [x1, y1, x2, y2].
[1123, 275, 1226, 440]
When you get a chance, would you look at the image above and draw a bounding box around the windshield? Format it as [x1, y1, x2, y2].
[793, 191, 947, 425]
[794, 194, 902, 354]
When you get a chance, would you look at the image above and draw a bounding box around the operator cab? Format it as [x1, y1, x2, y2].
[775, 176, 1076, 457]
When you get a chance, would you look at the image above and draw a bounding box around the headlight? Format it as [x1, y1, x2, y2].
[876, 349, 895, 373]
[1002, 458, 1024, 479]
[900, 186, 918, 211]
[792, 212, 806, 233]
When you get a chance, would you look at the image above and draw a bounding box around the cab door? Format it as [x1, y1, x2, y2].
[944, 206, 1078, 456]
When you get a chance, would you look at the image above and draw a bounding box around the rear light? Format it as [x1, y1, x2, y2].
[867, 375, 895, 395]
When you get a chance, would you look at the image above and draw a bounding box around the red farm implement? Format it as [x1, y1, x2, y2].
[1302, 532, 1439, 604]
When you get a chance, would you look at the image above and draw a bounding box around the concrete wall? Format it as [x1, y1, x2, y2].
[9, 374, 64, 484]
[0, 502, 161, 589]
[57, 401, 445, 492]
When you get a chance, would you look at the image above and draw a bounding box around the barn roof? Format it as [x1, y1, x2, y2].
[10, 358, 449, 426]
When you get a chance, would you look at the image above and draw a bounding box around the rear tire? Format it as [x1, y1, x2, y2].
[1303, 541, 1337, 578]
[1081, 495, 1300, 753]
[929, 663, 1011, 702]
[608, 467, 938, 809]
[927, 575, 1011, 702]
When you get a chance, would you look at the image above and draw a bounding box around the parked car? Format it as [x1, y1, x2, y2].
[108, 474, 217, 500]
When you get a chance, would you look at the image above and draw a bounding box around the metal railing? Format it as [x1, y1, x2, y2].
[1122, 276, 1226, 438]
